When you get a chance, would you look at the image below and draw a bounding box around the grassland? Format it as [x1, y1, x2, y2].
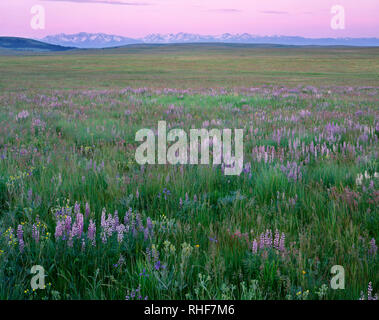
[0, 45, 378, 300]
[1, 44, 379, 90]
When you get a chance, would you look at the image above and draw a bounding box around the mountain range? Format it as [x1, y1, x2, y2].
[41, 32, 379, 48]
[42, 32, 141, 49]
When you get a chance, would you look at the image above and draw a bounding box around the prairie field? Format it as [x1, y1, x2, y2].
[0, 45, 378, 300]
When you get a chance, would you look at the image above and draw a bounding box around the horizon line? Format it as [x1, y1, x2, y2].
[38, 32, 379, 40]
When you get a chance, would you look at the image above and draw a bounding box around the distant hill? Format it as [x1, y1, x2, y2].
[42, 32, 142, 49]
[0, 37, 74, 52]
[41, 32, 379, 48]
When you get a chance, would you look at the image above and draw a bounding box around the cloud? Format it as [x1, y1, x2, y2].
[260, 10, 289, 15]
[42, 0, 150, 5]
[207, 9, 241, 13]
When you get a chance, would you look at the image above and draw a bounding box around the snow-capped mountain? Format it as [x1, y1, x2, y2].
[42, 32, 142, 48]
[141, 32, 214, 43]
[140, 32, 265, 43]
[41, 32, 379, 48]
[140, 33, 379, 46]
[140, 32, 262, 43]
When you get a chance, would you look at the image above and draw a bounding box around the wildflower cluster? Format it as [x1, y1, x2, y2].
[252, 229, 286, 254]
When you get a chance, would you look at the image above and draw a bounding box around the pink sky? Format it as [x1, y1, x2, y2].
[0, 0, 378, 38]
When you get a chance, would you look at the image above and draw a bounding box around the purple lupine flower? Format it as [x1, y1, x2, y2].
[135, 213, 143, 231]
[368, 282, 373, 300]
[144, 227, 149, 240]
[280, 162, 302, 182]
[85, 202, 90, 217]
[32, 224, 39, 243]
[71, 213, 84, 238]
[101, 231, 107, 243]
[116, 224, 126, 243]
[16, 110, 29, 120]
[146, 217, 153, 231]
[360, 282, 378, 300]
[87, 219, 96, 246]
[124, 208, 131, 225]
[106, 213, 115, 237]
[274, 229, 280, 250]
[279, 232, 286, 252]
[369, 238, 377, 256]
[77, 213, 84, 236]
[259, 232, 265, 249]
[17, 224, 24, 252]
[253, 230, 286, 254]
[64, 216, 72, 233]
[55, 220, 64, 239]
[114, 212, 119, 228]
[74, 202, 80, 215]
[252, 239, 258, 254]
[101, 209, 108, 243]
